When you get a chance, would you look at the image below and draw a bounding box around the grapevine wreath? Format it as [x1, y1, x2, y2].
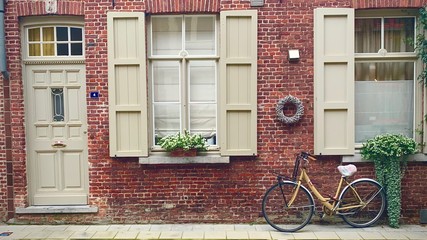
[276, 95, 304, 124]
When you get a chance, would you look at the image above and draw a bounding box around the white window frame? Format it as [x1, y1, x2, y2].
[147, 14, 220, 152]
[22, 16, 85, 61]
[355, 10, 422, 149]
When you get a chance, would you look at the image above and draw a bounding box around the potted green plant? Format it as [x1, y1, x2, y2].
[157, 131, 208, 157]
[360, 133, 418, 228]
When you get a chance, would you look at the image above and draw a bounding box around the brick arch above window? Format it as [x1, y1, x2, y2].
[351, 0, 426, 9]
[16, 1, 84, 17]
[146, 0, 220, 13]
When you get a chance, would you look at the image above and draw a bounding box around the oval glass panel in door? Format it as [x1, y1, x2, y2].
[52, 88, 65, 121]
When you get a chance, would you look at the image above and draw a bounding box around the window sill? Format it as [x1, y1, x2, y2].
[139, 155, 230, 164]
[342, 153, 427, 163]
[15, 205, 98, 214]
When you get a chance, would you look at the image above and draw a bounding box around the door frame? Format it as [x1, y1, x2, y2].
[21, 16, 88, 206]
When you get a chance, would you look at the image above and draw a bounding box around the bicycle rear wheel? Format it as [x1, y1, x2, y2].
[262, 181, 314, 232]
[339, 179, 386, 227]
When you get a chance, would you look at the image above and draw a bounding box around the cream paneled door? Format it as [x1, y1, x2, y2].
[25, 64, 88, 205]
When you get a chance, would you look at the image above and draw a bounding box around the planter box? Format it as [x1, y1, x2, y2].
[169, 148, 197, 157]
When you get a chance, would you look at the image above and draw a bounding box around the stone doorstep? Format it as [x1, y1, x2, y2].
[15, 205, 99, 214]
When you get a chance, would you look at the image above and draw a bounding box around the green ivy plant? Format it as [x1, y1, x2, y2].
[416, 6, 427, 151]
[158, 131, 208, 152]
[360, 134, 417, 228]
[415, 6, 427, 86]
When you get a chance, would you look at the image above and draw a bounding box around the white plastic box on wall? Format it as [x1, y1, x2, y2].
[251, 0, 264, 7]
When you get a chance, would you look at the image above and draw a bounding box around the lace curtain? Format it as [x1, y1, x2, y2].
[355, 17, 415, 143]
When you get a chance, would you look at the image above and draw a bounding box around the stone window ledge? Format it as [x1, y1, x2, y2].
[139, 155, 230, 164]
[342, 153, 427, 163]
[16, 205, 98, 214]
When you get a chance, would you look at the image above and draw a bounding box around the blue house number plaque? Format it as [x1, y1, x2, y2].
[90, 91, 99, 98]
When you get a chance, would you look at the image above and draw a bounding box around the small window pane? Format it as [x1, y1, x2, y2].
[71, 43, 83, 55]
[56, 27, 68, 41]
[153, 61, 180, 102]
[43, 43, 55, 56]
[152, 17, 182, 55]
[355, 62, 414, 81]
[355, 62, 414, 143]
[185, 16, 216, 55]
[190, 103, 216, 139]
[52, 88, 65, 122]
[57, 43, 69, 56]
[189, 60, 217, 145]
[189, 61, 216, 102]
[28, 28, 40, 42]
[29, 44, 41, 56]
[384, 18, 415, 53]
[42, 27, 54, 41]
[355, 18, 381, 53]
[70, 27, 82, 41]
[154, 103, 180, 140]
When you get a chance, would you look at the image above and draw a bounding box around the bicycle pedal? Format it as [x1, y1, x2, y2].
[316, 211, 324, 218]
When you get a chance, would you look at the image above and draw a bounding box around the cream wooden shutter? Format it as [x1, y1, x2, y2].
[219, 10, 258, 156]
[107, 12, 148, 157]
[314, 8, 355, 155]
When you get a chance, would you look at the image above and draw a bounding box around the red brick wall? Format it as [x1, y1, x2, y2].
[1, 0, 426, 224]
[2, 0, 26, 222]
[0, 73, 6, 222]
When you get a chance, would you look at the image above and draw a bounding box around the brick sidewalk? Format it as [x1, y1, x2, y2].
[0, 223, 426, 239]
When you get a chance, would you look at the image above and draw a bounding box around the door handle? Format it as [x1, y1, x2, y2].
[52, 141, 67, 148]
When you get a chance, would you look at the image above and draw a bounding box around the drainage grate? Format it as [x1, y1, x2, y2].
[420, 209, 427, 224]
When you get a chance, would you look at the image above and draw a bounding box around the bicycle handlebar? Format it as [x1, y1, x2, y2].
[301, 151, 316, 161]
[273, 152, 316, 182]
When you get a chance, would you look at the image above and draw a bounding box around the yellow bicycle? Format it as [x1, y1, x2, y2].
[262, 152, 386, 232]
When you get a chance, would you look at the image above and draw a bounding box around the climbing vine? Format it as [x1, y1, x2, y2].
[360, 134, 417, 228]
[416, 6, 427, 86]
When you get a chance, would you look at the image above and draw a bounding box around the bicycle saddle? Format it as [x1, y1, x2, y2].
[337, 164, 357, 177]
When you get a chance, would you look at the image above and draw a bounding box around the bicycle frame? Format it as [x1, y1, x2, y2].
[283, 153, 366, 214]
[296, 168, 366, 213]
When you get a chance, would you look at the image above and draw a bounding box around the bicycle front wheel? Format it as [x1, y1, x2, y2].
[262, 181, 314, 232]
[339, 179, 386, 228]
